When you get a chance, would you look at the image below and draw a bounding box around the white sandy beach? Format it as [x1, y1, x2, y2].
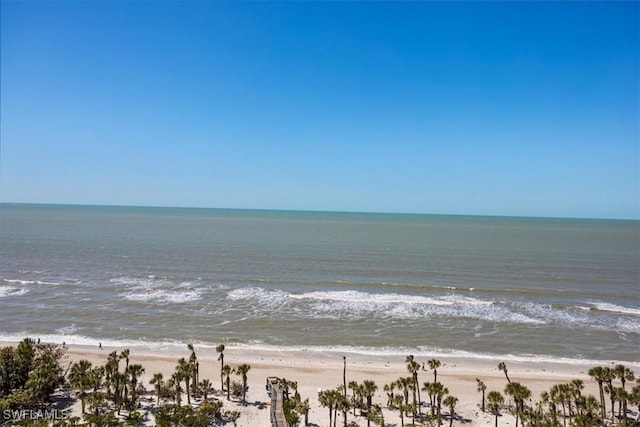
[3, 340, 628, 427]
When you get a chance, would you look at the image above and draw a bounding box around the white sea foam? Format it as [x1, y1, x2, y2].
[56, 324, 78, 335]
[0, 286, 29, 298]
[591, 302, 640, 317]
[124, 289, 202, 303]
[3, 279, 61, 286]
[115, 276, 203, 303]
[226, 287, 289, 309]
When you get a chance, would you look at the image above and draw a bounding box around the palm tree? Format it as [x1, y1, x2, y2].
[319, 389, 340, 427]
[177, 357, 192, 405]
[297, 398, 310, 426]
[69, 359, 92, 414]
[444, 395, 459, 427]
[169, 371, 184, 405]
[222, 364, 233, 400]
[120, 349, 130, 371]
[406, 355, 422, 413]
[216, 344, 225, 390]
[432, 382, 449, 426]
[127, 363, 144, 403]
[199, 378, 212, 400]
[383, 382, 396, 407]
[119, 348, 131, 399]
[487, 391, 504, 427]
[505, 382, 531, 427]
[343, 356, 347, 400]
[396, 377, 412, 416]
[362, 380, 378, 427]
[188, 343, 198, 395]
[477, 378, 487, 412]
[391, 394, 406, 427]
[614, 364, 635, 391]
[428, 359, 441, 383]
[498, 362, 511, 383]
[150, 373, 164, 405]
[236, 363, 251, 404]
[588, 366, 608, 422]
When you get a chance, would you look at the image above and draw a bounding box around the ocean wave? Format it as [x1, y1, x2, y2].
[590, 302, 640, 317]
[124, 289, 202, 303]
[226, 287, 289, 309]
[0, 286, 29, 298]
[114, 276, 203, 303]
[227, 287, 545, 325]
[2, 279, 61, 286]
[56, 324, 78, 335]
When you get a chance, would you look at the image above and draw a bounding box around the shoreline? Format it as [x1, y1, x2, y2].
[4, 339, 635, 427]
[1, 334, 637, 368]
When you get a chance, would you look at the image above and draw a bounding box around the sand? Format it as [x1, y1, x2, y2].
[2, 340, 631, 427]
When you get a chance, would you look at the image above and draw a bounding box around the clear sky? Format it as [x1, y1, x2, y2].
[1, 1, 638, 219]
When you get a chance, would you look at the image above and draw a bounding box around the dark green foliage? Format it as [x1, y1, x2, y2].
[154, 404, 214, 427]
[0, 339, 66, 409]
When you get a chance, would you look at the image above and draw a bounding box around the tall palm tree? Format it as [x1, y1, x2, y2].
[588, 366, 608, 422]
[383, 382, 396, 407]
[505, 382, 531, 427]
[428, 359, 441, 383]
[236, 363, 251, 404]
[216, 344, 225, 390]
[444, 395, 459, 427]
[476, 378, 487, 412]
[391, 394, 406, 427]
[297, 398, 310, 426]
[69, 359, 92, 414]
[188, 343, 198, 395]
[120, 349, 130, 371]
[127, 363, 144, 403]
[498, 362, 511, 384]
[396, 377, 412, 417]
[177, 357, 192, 405]
[169, 371, 184, 405]
[614, 364, 635, 391]
[431, 382, 449, 426]
[150, 373, 164, 405]
[319, 389, 339, 427]
[343, 356, 347, 400]
[487, 391, 504, 427]
[362, 380, 378, 426]
[222, 364, 233, 401]
[406, 355, 422, 413]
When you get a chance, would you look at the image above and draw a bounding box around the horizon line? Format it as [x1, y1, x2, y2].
[1, 201, 638, 222]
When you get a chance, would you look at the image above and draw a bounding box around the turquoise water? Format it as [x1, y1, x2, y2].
[0, 204, 638, 362]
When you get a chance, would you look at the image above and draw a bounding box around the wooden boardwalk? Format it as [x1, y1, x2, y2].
[267, 376, 287, 427]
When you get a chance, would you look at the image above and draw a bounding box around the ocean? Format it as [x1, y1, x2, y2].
[0, 204, 638, 364]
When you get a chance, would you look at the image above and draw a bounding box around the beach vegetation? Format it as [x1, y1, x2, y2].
[216, 344, 225, 390]
[235, 363, 251, 404]
[498, 362, 511, 384]
[2, 339, 640, 427]
[222, 364, 233, 401]
[477, 378, 487, 412]
[487, 391, 505, 427]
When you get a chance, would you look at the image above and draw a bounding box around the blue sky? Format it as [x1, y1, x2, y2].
[1, 1, 638, 219]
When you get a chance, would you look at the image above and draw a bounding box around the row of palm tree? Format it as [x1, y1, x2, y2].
[477, 362, 640, 427]
[315, 357, 459, 427]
